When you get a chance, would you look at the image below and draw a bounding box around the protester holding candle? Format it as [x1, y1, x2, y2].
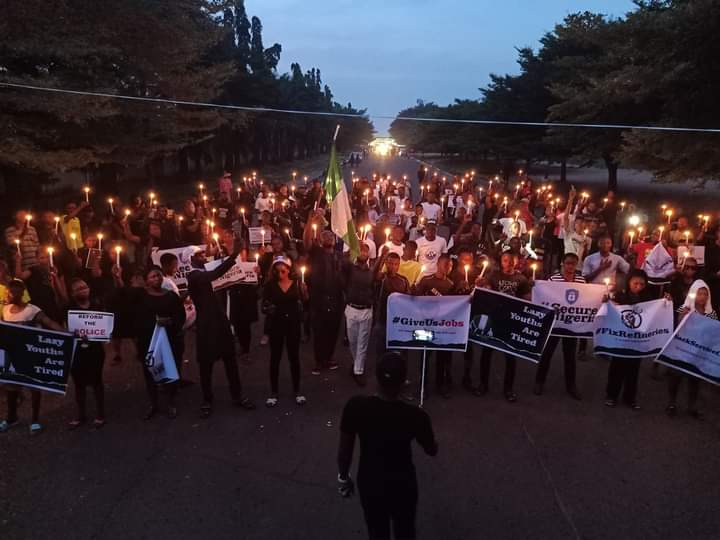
[262, 257, 308, 407]
[4, 210, 40, 270]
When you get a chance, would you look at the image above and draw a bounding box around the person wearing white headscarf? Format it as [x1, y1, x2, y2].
[666, 279, 717, 419]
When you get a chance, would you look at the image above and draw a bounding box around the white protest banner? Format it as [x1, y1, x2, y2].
[655, 311, 720, 385]
[593, 299, 673, 358]
[151, 245, 205, 289]
[144, 325, 179, 384]
[678, 245, 705, 266]
[532, 281, 605, 339]
[470, 288, 555, 363]
[249, 226, 273, 246]
[386, 293, 470, 352]
[642, 243, 675, 280]
[205, 258, 258, 290]
[67, 310, 115, 342]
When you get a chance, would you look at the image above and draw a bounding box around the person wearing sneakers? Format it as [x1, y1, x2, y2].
[0, 279, 64, 435]
[261, 257, 308, 407]
[342, 243, 375, 387]
[337, 352, 438, 540]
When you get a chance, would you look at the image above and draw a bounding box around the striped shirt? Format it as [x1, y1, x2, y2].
[548, 272, 586, 283]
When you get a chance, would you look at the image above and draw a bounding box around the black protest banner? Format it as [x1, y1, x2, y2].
[469, 288, 555, 363]
[0, 322, 77, 394]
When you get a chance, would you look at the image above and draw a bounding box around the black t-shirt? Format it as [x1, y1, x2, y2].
[488, 270, 531, 298]
[340, 395, 435, 493]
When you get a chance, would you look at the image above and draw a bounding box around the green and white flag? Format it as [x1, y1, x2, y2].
[325, 141, 359, 261]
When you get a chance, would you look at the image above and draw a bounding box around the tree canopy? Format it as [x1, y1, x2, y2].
[0, 0, 373, 181]
[390, 0, 720, 189]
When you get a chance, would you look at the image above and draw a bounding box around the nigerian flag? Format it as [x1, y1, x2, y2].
[325, 143, 359, 261]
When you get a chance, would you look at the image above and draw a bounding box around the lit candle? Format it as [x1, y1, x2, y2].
[666, 209, 673, 224]
[198, 183, 204, 197]
[124, 209, 131, 220]
[301, 266, 306, 283]
[364, 189, 369, 205]
[97, 233, 103, 251]
[312, 223, 318, 240]
[385, 227, 391, 244]
[658, 226, 664, 241]
[25, 213, 32, 227]
[684, 230, 690, 244]
[210, 221, 215, 235]
[440, 197, 445, 211]
[604, 277, 610, 295]
[47, 247, 54, 268]
[602, 197, 608, 208]
[628, 230, 634, 248]
[54, 216, 60, 235]
[15, 238, 20, 255]
[364, 224, 371, 242]
[261, 228, 266, 247]
[115, 246, 122, 268]
[479, 260, 489, 278]
[202, 195, 208, 207]
[620, 201, 626, 211]
[528, 230, 533, 248]
[254, 253, 259, 265]
[177, 215, 184, 232]
[703, 215, 710, 231]
[70, 233, 77, 252]
[531, 263, 537, 281]
[514, 210, 520, 222]
[108, 198, 114, 214]
[212, 232, 219, 247]
[84, 186, 90, 203]
[240, 208, 246, 222]
[464, 264, 469, 283]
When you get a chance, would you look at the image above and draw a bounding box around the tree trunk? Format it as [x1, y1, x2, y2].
[560, 159, 567, 184]
[604, 155, 619, 192]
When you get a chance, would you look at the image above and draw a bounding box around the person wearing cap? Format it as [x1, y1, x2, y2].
[187, 245, 255, 417]
[262, 257, 308, 407]
[415, 220, 448, 280]
[337, 352, 438, 540]
[341, 243, 375, 386]
[304, 210, 345, 374]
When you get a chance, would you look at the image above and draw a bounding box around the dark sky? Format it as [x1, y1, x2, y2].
[250, 0, 635, 135]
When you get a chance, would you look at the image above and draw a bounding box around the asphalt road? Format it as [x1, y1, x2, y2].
[2, 156, 720, 540]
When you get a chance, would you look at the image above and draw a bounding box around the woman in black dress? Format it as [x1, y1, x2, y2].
[113, 265, 185, 419]
[66, 278, 106, 429]
[262, 257, 308, 407]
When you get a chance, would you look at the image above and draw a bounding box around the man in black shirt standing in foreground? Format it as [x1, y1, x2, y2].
[338, 353, 438, 540]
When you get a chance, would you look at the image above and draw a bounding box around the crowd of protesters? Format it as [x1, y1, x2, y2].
[2, 164, 719, 436]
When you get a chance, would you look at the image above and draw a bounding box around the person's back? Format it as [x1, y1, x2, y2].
[342, 395, 433, 491]
[338, 353, 437, 540]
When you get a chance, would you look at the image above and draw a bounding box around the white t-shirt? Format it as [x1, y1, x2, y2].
[582, 252, 631, 284]
[563, 230, 591, 260]
[255, 196, 272, 213]
[498, 218, 527, 238]
[393, 196, 409, 215]
[2, 303, 41, 324]
[421, 202, 442, 221]
[416, 236, 448, 277]
[345, 237, 377, 260]
[162, 276, 181, 296]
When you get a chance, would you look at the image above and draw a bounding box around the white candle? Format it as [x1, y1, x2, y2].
[108, 198, 114, 214]
[15, 238, 20, 255]
[261, 229, 266, 246]
[385, 228, 390, 244]
[212, 232, 219, 247]
[464, 264, 469, 283]
[84, 186, 90, 203]
[97, 233, 103, 251]
[312, 223, 318, 240]
[628, 231, 634, 248]
[47, 247, 54, 268]
[604, 277, 610, 295]
[25, 214, 32, 228]
[658, 226, 664, 241]
[479, 260, 488, 278]
[115, 246, 122, 268]
[301, 266, 306, 283]
[54, 216, 60, 234]
[531, 263, 537, 281]
[528, 230, 533, 249]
